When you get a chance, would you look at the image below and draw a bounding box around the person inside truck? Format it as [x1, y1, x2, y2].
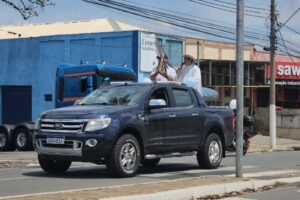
[176, 54, 202, 95]
[149, 88, 169, 106]
[149, 55, 176, 82]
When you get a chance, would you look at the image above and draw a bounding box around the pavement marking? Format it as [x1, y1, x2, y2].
[222, 198, 256, 200]
[0, 177, 29, 182]
[226, 169, 299, 178]
[182, 165, 257, 173]
[140, 166, 257, 178]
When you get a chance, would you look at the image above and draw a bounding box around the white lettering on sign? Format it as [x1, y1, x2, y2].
[277, 64, 300, 77]
[278, 65, 284, 75]
[140, 32, 158, 72]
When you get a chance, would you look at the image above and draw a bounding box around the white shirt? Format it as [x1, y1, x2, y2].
[150, 65, 176, 82]
[177, 64, 202, 95]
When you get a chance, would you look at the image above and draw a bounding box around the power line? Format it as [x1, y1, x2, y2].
[278, 29, 299, 64]
[85, 0, 300, 56]
[84, 0, 270, 47]
[214, 0, 268, 11]
[195, 0, 264, 14]
[281, 7, 300, 27]
[282, 24, 300, 35]
[189, 0, 267, 18]
[122, 0, 270, 37]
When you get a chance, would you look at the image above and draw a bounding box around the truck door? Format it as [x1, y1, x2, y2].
[167, 87, 202, 149]
[145, 87, 176, 152]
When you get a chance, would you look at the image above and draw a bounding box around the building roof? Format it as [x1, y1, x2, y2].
[0, 18, 145, 39]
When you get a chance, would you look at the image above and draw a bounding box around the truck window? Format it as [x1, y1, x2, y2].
[172, 89, 193, 107]
[62, 75, 98, 99]
[63, 77, 83, 98]
[79, 85, 147, 106]
[149, 88, 170, 107]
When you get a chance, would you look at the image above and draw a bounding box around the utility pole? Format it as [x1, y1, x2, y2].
[269, 0, 276, 149]
[236, 0, 244, 178]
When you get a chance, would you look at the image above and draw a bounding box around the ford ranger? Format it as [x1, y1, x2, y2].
[34, 82, 234, 177]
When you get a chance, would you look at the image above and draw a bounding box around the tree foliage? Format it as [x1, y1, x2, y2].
[2, 0, 54, 19]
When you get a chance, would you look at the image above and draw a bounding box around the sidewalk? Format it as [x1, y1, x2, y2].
[3, 173, 300, 200]
[248, 134, 300, 153]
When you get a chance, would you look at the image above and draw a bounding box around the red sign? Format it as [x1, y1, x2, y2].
[267, 62, 300, 80]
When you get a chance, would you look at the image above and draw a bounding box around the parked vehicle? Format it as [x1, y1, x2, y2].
[0, 63, 136, 152]
[227, 99, 257, 155]
[34, 82, 234, 177]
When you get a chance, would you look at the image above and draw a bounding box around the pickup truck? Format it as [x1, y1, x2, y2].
[34, 82, 234, 177]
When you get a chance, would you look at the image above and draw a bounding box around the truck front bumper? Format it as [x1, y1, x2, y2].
[34, 131, 113, 162]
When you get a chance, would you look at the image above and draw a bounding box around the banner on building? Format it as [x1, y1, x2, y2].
[266, 62, 300, 86]
[140, 32, 158, 72]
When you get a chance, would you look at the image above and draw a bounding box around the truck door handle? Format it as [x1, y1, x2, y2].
[169, 114, 177, 118]
[192, 113, 199, 116]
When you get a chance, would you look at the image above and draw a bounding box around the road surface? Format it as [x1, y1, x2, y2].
[0, 151, 299, 199]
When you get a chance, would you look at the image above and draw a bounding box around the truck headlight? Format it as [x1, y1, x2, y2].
[34, 117, 41, 130]
[85, 117, 111, 131]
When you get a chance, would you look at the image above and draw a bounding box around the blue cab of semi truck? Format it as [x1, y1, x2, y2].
[55, 63, 136, 108]
[0, 63, 136, 152]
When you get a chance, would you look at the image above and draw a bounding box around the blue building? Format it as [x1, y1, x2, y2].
[0, 19, 183, 124]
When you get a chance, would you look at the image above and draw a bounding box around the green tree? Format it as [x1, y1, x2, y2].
[2, 0, 54, 19]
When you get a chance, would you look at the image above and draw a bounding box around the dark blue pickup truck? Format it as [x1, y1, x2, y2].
[34, 82, 234, 177]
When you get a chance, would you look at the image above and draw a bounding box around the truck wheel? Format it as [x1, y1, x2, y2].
[141, 158, 160, 168]
[197, 133, 223, 169]
[107, 134, 141, 177]
[14, 128, 32, 151]
[0, 128, 15, 151]
[38, 155, 71, 174]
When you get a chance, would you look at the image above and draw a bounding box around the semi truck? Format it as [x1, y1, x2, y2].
[0, 63, 136, 151]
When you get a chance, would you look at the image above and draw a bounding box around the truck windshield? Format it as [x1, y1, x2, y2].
[78, 85, 148, 106]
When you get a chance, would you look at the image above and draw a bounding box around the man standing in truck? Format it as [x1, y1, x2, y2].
[176, 54, 202, 95]
[149, 55, 176, 82]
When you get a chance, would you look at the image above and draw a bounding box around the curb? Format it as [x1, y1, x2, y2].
[100, 177, 300, 200]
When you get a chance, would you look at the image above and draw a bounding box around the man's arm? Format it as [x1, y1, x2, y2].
[150, 71, 159, 81]
[161, 73, 175, 81]
[150, 66, 159, 81]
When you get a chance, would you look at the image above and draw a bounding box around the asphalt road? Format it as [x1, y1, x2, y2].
[0, 151, 299, 199]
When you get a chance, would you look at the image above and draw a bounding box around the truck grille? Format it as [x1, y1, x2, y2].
[37, 139, 82, 149]
[40, 119, 88, 133]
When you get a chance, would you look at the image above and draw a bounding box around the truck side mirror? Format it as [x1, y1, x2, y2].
[149, 99, 167, 110]
[103, 77, 111, 86]
[229, 99, 237, 110]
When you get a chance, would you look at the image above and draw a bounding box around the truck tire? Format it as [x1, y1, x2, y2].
[141, 158, 160, 168]
[38, 155, 71, 174]
[14, 128, 32, 151]
[197, 133, 223, 169]
[107, 134, 141, 177]
[0, 128, 15, 151]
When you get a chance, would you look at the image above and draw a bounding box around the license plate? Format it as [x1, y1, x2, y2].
[46, 136, 65, 144]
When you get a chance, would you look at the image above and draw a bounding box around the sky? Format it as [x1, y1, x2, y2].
[0, 0, 299, 53]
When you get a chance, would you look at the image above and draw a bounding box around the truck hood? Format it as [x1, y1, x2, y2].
[42, 105, 133, 119]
